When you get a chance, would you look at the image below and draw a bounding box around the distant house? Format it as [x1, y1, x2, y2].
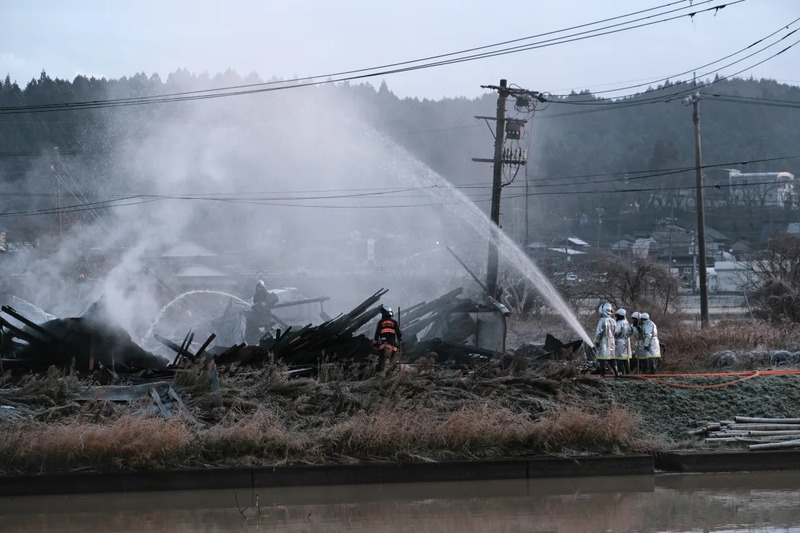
[526, 236, 588, 264]
[172, 264, 236, 291]
[731, 241, 754, 259]
[706, 169, 795, 208]
[632, 238, 657, 259]
[714, 261, 755, 293]
[157, 241, 232, 291]
[611, 238, 633, 255]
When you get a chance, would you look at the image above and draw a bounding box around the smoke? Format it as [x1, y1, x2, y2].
[1, 77, 482, 341]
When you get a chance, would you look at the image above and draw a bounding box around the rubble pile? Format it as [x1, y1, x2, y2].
[1, 287, 520, 382]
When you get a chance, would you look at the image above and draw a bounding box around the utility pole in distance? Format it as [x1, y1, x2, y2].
[473, 79, 543, 300]
[684, 75, 709, 325]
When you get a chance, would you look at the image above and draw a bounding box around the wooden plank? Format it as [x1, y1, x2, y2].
[194, 333, 216, 363]
[150, 386, 171, 419]
[79, 381, 171, 402]
[0, 306, 58, 341]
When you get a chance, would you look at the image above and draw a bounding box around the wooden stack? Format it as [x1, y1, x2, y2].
[700, 416, 800, 450]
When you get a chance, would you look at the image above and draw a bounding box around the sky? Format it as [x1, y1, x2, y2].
[2, 0, 799, 100]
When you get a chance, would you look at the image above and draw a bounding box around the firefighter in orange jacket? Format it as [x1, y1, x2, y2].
[373, 305, 403, 374]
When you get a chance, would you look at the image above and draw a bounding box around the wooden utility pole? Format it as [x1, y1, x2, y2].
[473, 79, 543, 299]
[486, 79, 509, 300]
[685, 76, 709, 325]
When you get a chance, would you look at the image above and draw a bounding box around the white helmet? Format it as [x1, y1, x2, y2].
[641, 312, 650, 320]
[631, 312, 640, 319]
[616, 308, 626, 317]
[599, 302, 613, 316]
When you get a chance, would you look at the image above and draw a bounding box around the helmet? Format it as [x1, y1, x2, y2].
[631, 312, 640, 319]
[380, 304, 393, 317]
[257, 280, 265, 288]
[616, 308, 627, 317]
[599, 303, 613, 316]
[641, 312, 650, 320]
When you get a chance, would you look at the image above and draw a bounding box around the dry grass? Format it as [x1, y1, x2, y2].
[660, 319, 800, 371]
[530, 407, 641, 453]
[0, 370, 644, 473]
[0, 415, 190, 473]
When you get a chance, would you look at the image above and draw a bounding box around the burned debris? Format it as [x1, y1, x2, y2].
[1, 286, 520, 380]
[1, 301, 168, 373]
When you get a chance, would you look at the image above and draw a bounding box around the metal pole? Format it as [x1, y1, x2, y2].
[691, 80, 710, 325]
[486, 79, 507, 300]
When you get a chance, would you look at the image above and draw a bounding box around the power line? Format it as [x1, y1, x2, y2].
[0, 1, 740, 115]
[534, 33, 800, 119]
[2, 173, 795, 217]
[2, 153, 796, 200]
[547, 16, 800, 99]
[545, 31, 800, 109]
[704, 93, 800, 108]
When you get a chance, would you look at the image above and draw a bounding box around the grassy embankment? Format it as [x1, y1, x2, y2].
[1, 319, 800, 474]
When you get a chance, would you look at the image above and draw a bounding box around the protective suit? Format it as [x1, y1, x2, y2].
[373, 305, 403, 374]
[593, 303, 617, 376]
[629, 311, 642, 371]
[640, 312, 661, 374]
[614, 309, 633, 374]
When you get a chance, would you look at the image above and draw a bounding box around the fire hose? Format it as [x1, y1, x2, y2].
[622, 369, 800, 389]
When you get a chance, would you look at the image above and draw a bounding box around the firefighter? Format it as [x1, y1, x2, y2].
[245, 280, 279, 345]
[640, 312, 661, 374]
[614, 308, 633, 374]
[373, 305, 403, 375]
[593, 302, 618, 377]
[629, 311, 642, 373]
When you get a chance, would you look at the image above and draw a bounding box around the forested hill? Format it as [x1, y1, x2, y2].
[2, 70, 799, 245]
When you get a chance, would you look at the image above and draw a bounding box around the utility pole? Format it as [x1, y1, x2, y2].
[684, 75, 709, 325]
[472, 79, 544, 299]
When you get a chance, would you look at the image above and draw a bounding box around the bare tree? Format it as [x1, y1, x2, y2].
[749, 231, 800, 321]
[569, 254, 679, 314]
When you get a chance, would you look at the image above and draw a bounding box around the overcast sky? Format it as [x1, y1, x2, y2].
[2, 0, 798, 100]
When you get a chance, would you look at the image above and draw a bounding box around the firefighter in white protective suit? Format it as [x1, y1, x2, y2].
[629, 311, 642, 372]
[593, 302, 618, 377]
[614, 308, 633, 375]
[639, 312, 661, 374]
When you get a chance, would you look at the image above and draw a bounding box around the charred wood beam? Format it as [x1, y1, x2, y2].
[0, 306, 60, 342]
[194, 333, 216, 363]
[154, 333, 196, 363]
[272, 297, 331, 309]
[342, 306, 382, 336]
[0, 316, 50, 346]
[401, 288, 463, 325]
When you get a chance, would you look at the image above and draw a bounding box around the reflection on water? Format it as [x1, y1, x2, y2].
[1, 472, 800, 532]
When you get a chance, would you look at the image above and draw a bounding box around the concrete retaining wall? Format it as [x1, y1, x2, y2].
[0, 455, 652, 497]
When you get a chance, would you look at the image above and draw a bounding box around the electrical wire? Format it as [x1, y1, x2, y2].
[3, 173, 795, 218]
[547, 18, 800, 99]
[0, 1, 741, 115]
[535, 37, 800, 123]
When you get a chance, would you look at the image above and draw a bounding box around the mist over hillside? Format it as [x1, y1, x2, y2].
[1, 71, 799, 331]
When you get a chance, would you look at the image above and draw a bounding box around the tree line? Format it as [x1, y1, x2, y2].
[2, 70, 800, 245]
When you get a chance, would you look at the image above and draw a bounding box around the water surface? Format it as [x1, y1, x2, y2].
[2, 472, 799, 532]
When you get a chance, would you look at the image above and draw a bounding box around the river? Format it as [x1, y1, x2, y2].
[1, 471, 799, 532]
